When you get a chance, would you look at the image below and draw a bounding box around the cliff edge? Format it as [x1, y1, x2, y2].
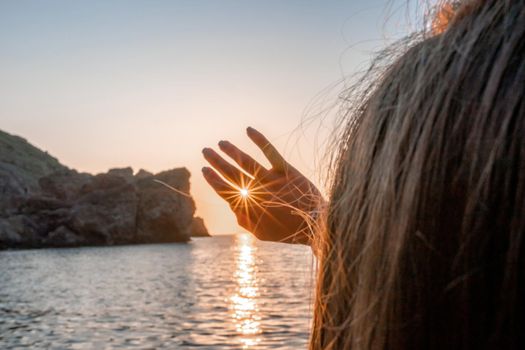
[0, 129, 209, 249]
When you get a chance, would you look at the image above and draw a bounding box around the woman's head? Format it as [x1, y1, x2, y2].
[312, 1, 525, 349]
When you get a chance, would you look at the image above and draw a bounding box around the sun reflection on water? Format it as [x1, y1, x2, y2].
[230, 233, 262, 348]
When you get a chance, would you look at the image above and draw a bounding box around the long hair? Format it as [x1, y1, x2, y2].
[311, 0, 525, 349]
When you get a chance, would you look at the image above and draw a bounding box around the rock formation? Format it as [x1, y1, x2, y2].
[191, 216, 211, 237]
[0, 129, 209, 249]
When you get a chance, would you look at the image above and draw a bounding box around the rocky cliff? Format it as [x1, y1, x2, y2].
[0, 129, 209, 249]
[191, 216, 210, 237]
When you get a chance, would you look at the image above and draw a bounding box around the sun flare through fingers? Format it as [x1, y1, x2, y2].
[227, 182, 268, 214]
[204, 163, 312, 241]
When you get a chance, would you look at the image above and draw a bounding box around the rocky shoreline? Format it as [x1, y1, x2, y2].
[0, 129, 209, 250]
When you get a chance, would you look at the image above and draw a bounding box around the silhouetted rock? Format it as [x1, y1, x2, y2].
[107, 167, 134, 182]
[135, 169, 153, 179]
[0, 129, 207, 249]
[0, 128, 66, 217]
[136, 169, 195, 243]
[0, 217, 24, 248]
[42, 225, 86, 247]
[0, 165, 27, 216]
[191, 216, 210, 237]
[0, 130, 65, 192]
[69, 183, 139, 245]
[39, 170, 91, 201]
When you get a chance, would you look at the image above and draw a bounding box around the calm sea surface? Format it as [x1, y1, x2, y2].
[0, 234, 314, 349]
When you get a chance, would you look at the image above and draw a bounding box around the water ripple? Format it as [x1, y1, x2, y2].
[0, 235, 314, 349]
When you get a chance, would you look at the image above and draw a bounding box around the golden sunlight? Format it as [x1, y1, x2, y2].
[230, 233, 261, 348]
[240, 188, 249, 198]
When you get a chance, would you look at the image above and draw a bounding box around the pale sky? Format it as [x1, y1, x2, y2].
[0, 0, 411, 234]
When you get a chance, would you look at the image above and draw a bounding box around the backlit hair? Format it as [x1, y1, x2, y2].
[311, 1, 525, 349]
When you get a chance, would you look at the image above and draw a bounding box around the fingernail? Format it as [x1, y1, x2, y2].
[218, 140, 229, 148]
[202, 166, 211, 174]
[247, 126, 254, 133]
[202, 147, 211, 155]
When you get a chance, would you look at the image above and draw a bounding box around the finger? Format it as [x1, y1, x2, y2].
[202, 148, 250, 187]
[246, 127, 287, 171]
[218, 140, 268, 178]
[201, 167, 239, 203]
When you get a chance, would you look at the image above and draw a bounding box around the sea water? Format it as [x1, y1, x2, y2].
[0, 234, 314, 349]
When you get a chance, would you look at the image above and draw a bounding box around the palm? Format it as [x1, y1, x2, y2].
[202, 127, 323, 245]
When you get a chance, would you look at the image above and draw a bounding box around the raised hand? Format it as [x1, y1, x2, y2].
[202, 127, 324, 245]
